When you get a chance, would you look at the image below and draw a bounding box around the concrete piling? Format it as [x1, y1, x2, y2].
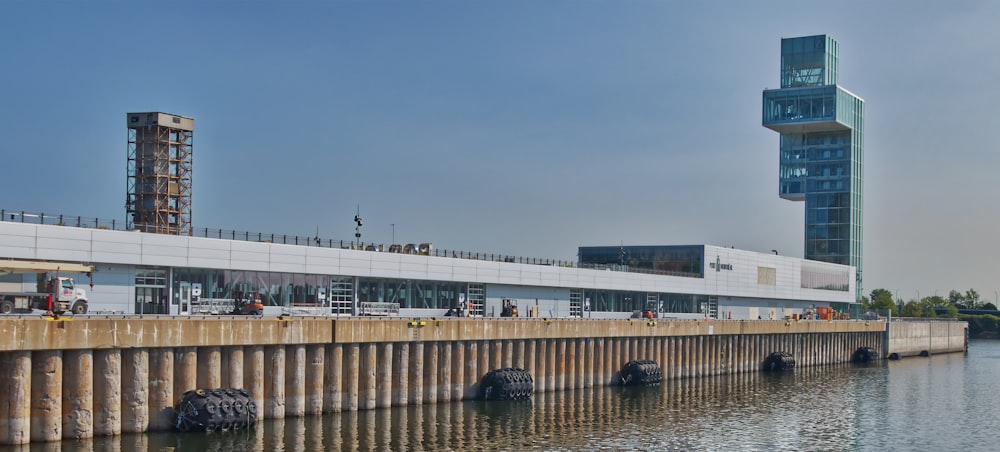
[147, 349, 172, 432]
[31, 350, 61, 442]
[93, 349, 121, 437]
[62, 349, 93, 439]
[120, 348, 148, 434]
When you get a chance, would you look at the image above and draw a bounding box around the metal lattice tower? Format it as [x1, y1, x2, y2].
[126, 112, 194, 235]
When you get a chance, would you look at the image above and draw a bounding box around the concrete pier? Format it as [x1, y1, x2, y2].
[0, 316, 967, 445]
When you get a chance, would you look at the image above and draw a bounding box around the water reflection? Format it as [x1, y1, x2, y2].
[7, 342, 998, 451]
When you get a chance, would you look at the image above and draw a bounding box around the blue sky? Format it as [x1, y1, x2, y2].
[2, 0, 998, 302]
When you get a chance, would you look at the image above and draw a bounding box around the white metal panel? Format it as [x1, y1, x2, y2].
[36, 248, 91, 262]
[426, 262, 453, 281]
[230, 240, 270, 253]
[0, 245, 37, 260]
[517, 265, 542, 285]
[497, 267, 521, 285]
[399, 259, 428, 279]
[142, 244, 188, 260]
[0, 222, 39, 237]
[537, 266, 561, 286]
[369, 255, 401, 278]
[450, 261, 478, 281]
[140, 254, 187, 267]
[35, 237, 90, 253]
[0, 225, 37, 259]
[268, 244, 307, 274]
[304, 252, 341, 273]
[92, 239, 142, 258]
[34, 224, 91, 240]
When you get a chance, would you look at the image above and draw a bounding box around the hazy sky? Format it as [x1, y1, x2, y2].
[1, 1, 998, 302]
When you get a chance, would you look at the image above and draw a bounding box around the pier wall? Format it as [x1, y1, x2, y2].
[886, 319, 967, 358]
[0, 317, 962, 445]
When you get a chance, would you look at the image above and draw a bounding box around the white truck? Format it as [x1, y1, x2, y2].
[0, 260, 94, 314]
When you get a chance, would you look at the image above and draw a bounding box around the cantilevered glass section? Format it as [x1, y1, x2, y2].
[761, 35, 864, 301]
[578, 245, 704, 278]
[780, 34, 838, 88]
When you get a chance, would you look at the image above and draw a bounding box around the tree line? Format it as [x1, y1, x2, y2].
[864, 288, 1000, 338]
[862, 288, 995, 318]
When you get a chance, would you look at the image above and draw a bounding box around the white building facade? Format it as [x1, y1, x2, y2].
[0, 221, 856, 320]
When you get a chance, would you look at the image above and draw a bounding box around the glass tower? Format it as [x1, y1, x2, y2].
[762, 35, 864, 300]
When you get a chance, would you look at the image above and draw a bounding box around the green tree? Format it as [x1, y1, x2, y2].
[949, 290, 966, 308]
[965, 289, 981, 309]
[983, 302, 998, 311]
[917, 298, 938, 317]
[901, 301, 923, 317]
[869, 288, 898, 317]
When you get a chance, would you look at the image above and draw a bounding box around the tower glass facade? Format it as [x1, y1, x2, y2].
[762, 35, 864, 300]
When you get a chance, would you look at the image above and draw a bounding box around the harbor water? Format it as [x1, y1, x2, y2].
[9, 340, 997, 451]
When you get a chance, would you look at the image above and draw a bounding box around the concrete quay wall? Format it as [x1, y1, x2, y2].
[886, 320, 968, 358]
[0, 317, 958, 445]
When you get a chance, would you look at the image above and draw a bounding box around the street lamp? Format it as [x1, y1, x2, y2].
[391, 223, 395, 244]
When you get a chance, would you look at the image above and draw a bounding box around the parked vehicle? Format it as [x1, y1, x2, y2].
[1, 274, 90, 314]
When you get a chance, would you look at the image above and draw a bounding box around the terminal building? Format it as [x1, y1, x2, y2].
[0, 215, 857, 320]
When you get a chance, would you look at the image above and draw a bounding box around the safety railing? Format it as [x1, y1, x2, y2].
[0, 209, 681, 276]
[358, 302, 400, 316]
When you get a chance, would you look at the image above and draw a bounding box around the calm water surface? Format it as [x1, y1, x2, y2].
[11, 340, 1000, 451]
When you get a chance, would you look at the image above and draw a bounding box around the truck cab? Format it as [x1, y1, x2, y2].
[38, 275, 89, 314]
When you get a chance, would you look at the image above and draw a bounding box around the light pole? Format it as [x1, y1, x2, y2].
[353, 206, 362, 246]
[391, 223, 395, 244]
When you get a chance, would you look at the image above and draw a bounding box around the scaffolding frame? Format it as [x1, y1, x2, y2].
[126, 113, 193, 235]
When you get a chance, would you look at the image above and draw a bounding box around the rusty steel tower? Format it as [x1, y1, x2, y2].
[126, 112, 194, 235]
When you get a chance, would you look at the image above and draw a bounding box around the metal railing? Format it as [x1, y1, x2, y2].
[0, 209, 683, 276]
[358, 302, 400, 316]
